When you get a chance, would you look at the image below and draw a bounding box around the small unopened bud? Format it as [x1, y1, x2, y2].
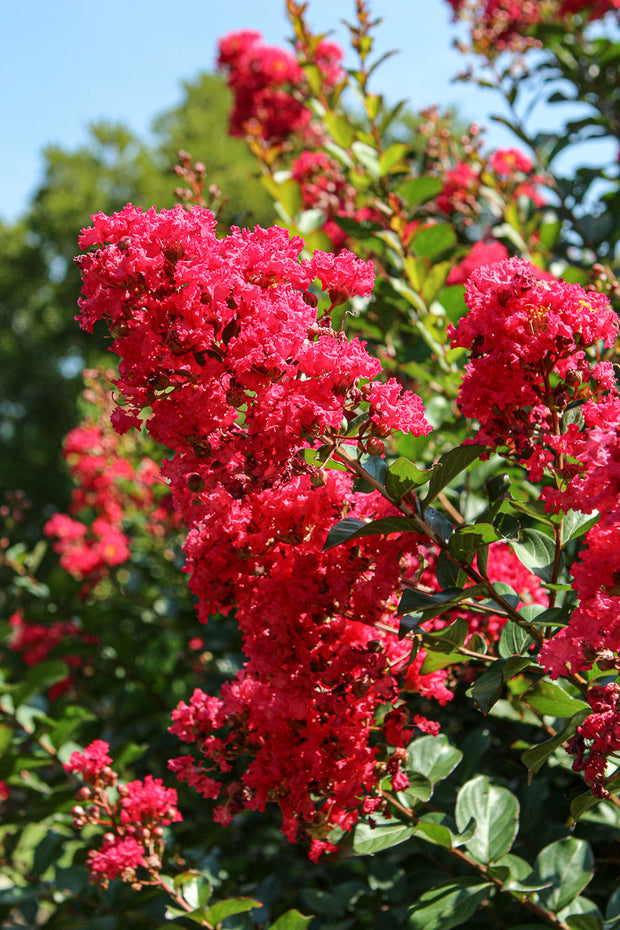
[117, 236, 132, 251]
[310, 470, 327, 488]
[302, 290, 318, 307]
[186, 474, 204, 493]
[164, 240, 185, 264]
[366, 438, 385, 455]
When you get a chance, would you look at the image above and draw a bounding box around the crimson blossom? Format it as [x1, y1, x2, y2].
[76, 204, 441, 859]
[217, 30, 343, 145]
[448, 257, 617, 479]
[448, 256, 620, 795]
[65, 741, 181, 887]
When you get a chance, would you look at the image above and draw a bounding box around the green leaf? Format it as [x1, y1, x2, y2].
[565, 914, 602, 930]
[533, 838, 594, 912]
[407, 733, 463, 784]
[351, 140, 381, 177]
[560, 509, 599, 546]
[379, 142, 409, 175]
[435, 550, 468, 589]
[352, 818, 416, 854]
[399, 175, 443, 207]
[12, 660, 68, 708]
[412, 224, 457, 260]
[522, 680, 590, 718]
[509, 529, 558, 582]
[499, 621, 535, 658]
[455, 775, 520, 864]
[267, 910, 314, 930]
[359, 454, 387, 486]
[412, 813, 476, 850]
[423, 506, 454, 543]
[399, 590, 482, 625]
[467, 661, 506, 714]
[385, 457, 431, 501]
[421, 444, 487, 509]
[407, 878, 494, 930]
[323, 515, 419, 551]
[324, 112, 355, 148]
[521, 710, 590, 774]
[202, 897, 262, 924]
[420, 615, 469, 649]
[448, 523, 502, 561]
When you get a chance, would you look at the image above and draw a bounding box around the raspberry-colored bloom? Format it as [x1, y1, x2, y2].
[64, 741, 113, 780]
[448, 258, 617, 467]
[489, 147, 533, 177]
[76, 204, 437, 856]
[120, 776, 182, 827]
[567, 684, 620, 797]
[87, 836, 146, 882]
[446, 240, 510, 285]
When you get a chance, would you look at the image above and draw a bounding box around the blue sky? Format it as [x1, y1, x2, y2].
[0, 1, 606, 223]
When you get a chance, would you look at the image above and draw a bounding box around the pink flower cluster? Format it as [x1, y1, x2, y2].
[75, 204, 442, 858]
[538, 394, 620, 685]
[291, 150, 381, 250]
[446, 0, 620, 56]
[448, 257, 617, 478]
[567, 684, 620, 797]
[217, 30, 343, 144]
[448, 256, 620, 796]
[65, 741, 181, 887]
[44, 370, 179, 591]
[8, 610, 97, 699]
[436, 147, 545, 223]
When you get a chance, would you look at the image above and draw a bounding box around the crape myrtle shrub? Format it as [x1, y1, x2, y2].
[2, 1, 620, 928]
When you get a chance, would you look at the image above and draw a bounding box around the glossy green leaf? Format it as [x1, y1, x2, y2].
[352, 818, 416, 855]
[455, 775, 520, 864]
[399, 175, 443, 206]
[351, 140, 381, 177]
[323, 515, 418, 550]
[449, 523, 502, 561]
[421, 444, 487, 509]
[324, 111, 355, 148]
[521, 710, 590, 773]
[534, 838, 594, 912]
[509, 529, 558, 582]
[412, 813, 476, 849]
[522, 680, 589, 718]
[379, 142, 408, 174]
[202, 897, 262, 924]
[407, 878, 494, 930]
[407, 733, 463, 783]
[267, 910, 314, 930]
[385, 457, 432, 501]
[412, 223, 457, 260]
[560, 509, 599, 546]
[498, 621, 535, 658]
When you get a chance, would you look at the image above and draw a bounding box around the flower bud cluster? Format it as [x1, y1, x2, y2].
[65, 741, 181, 889]
[76, 204, 439, 858]
[446, 0, 620, 59]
